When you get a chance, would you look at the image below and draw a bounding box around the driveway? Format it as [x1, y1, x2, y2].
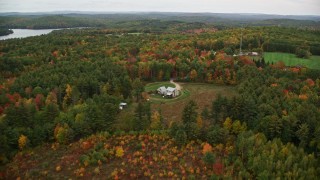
[170, 79, 182, 91]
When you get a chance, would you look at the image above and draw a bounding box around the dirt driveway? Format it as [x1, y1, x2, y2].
[170, 79, 182, 91]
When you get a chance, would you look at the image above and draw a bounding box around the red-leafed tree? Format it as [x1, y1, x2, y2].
[213, 161, 224, 175]
[35, 94, 44, 110]
[0, 106, 3, 115]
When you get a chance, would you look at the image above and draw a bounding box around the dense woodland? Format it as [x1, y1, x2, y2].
[0, 28, 13, 36]
[1, 13, 320, 30]
[0, 17, 320, 178]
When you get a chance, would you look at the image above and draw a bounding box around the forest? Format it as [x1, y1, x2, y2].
[0, 17, 320, 178]
[0, 28, 12, 36]
[1, 13, 320, 30]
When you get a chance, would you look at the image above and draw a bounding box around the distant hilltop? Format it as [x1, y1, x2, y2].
[0, 12, 319, 21]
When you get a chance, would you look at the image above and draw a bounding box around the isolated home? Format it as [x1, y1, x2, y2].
[157, 86, 179, 98]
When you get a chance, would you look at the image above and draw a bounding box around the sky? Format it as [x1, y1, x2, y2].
[0, 0, 319, 15]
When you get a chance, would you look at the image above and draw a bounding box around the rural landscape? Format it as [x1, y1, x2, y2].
[1, 0, 320, 179]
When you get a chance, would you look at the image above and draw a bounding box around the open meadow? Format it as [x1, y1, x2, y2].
[264, 52, 320, 69]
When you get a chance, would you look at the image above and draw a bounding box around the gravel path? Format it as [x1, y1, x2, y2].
[170, 79, 182, 91]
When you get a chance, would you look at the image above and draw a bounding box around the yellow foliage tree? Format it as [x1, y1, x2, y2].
[115, 146, 124, 158]
[190, 69, 198, 81]
[231, 120, 247, 134]
[196, 115, 203, 129]
[150, 111, 162, 130]
[75, 113, 85, 123]
[45, 91, 58, 105]
[18, 135, 28, 150]
[54, 123, 72, 144]
[63, 84, 72, 109]
[101, 83, 111, 94]
[223, 117, 233, 131]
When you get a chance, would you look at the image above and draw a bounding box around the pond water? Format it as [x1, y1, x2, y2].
[0, 29, 60, 40]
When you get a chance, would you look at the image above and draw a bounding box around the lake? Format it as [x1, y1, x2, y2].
[0, 29, 59, 40]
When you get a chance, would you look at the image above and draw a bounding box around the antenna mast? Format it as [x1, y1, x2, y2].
[240, 27, 243, 55]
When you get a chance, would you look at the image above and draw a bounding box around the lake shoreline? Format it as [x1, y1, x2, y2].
[0, 27, 88, 40]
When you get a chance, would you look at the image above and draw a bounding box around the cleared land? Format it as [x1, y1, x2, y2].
[145, 81, 190, 104]
[264, 52, 320, 69]
[114, 83, 237, 130]
[151, 83, 237, 123]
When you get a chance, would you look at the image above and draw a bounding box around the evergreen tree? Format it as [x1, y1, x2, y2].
[182, 100, 198, 139]
[132, 78, 144, 102]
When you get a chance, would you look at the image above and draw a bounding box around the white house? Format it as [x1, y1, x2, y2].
[157, 86, 167, 95]
[166, 87, 178, 97]
[157, 86, 179, 98]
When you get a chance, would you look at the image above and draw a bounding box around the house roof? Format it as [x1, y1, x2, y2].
[167, 87, 176, 92]
[158, 86, 166, 91]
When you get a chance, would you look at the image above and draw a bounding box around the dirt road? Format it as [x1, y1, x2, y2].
[170, 79, 182, 91]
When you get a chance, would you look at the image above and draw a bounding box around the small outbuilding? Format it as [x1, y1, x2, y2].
[251, 52, 259, 56]
[119, 102, 127, 110]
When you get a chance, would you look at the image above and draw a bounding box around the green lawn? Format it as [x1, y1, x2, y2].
[264, 52, 320, 69]
[145, 81, 189, 104]
[144, 82, 175, 92]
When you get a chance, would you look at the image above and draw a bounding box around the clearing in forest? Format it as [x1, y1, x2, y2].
[264, 52, 320, 69]
[115, 82, 237, 130]
[151, 83, 237, 123]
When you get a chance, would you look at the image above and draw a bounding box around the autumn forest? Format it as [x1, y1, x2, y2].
[0, 13, 320, 179]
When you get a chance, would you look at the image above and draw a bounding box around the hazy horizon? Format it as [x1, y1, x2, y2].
[1, 11, 320, 17]
[0, 0, 319, 16]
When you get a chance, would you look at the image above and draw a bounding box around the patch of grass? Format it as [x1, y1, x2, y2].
[145, 82, 175, 92]
[145, 81, 185, 104]
[264, 52, 320, 69]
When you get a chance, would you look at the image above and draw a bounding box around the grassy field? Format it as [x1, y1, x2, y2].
[264, 52, 320, 69]
[144, 81, 190, 104]
[151, 83, 237, 123]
